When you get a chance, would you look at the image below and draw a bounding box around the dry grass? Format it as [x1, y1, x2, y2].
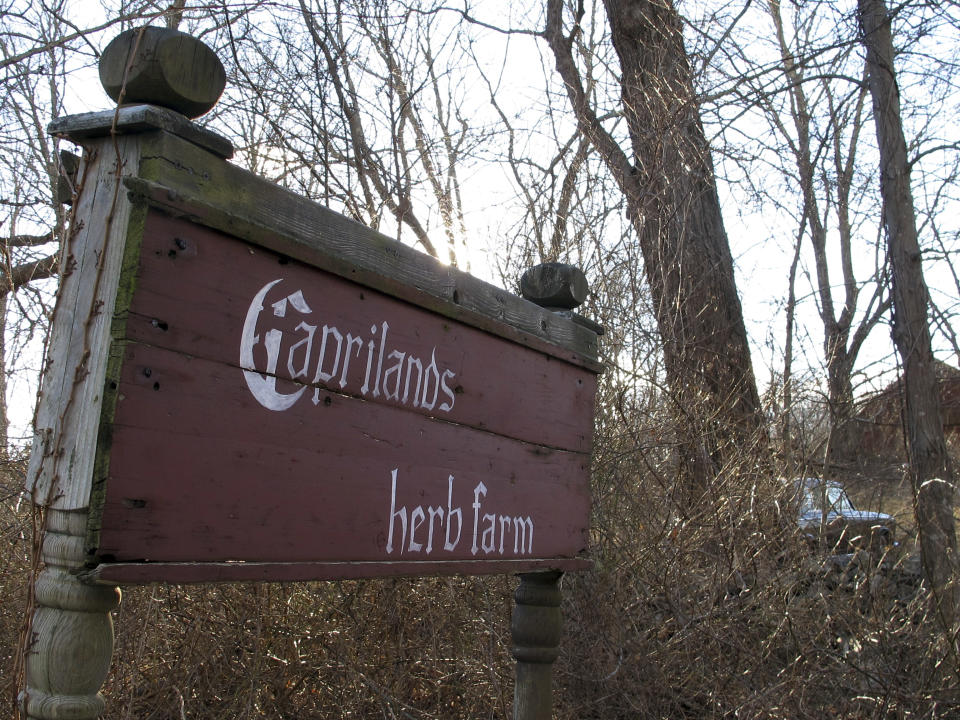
[103, 576, 516, 719]
[1, 456, 32, 717]
[3, 433, 959, 719]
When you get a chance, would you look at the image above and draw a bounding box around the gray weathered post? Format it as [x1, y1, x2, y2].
[21, 509, 121, 720]
[513, 263, 592, 720]
[21, 27, 228, 720]
[511, 570, 564, 720]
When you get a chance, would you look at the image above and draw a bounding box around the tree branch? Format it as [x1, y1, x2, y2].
[544, 0, 636, 203]
[0, 252, 58, 295]
[5, 232, 55, 248]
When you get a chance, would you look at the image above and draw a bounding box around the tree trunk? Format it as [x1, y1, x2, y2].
[782, 230, 803, 468]
[0, 293, 7, 452]
[858, 0, 958, 630]
[545, 0, 769, 506]
[768, 0, 879, 476]
[600, 0, 767, 504]
[824, 350, 856, 474]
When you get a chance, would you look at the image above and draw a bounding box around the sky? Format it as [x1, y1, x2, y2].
[5, 0, 959, 446]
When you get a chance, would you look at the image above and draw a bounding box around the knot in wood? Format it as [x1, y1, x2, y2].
[99, 27, 226, 118]
[520, 263, 588, 310]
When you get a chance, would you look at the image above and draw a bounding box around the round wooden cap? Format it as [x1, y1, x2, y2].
[520, 263, 589, 310]
[99, 26, 226, 118]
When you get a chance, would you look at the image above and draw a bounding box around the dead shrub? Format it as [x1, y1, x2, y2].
[3, 414, 959, 718]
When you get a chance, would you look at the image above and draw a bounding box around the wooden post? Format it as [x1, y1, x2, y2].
[511, 570, 563, 720]
[21, 510, 120, 720]
[21, 27, 229, 718]
[513, 262, 593, 720]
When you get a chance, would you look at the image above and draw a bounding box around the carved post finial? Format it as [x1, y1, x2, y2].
[99, 26, 226, 118]
[520, 262, 589, 311]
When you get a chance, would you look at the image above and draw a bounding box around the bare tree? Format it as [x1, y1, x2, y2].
[545, 0, 768, 507]
[762, 0, 890, 471]
[213, 0, 486, 268]
[0, 0, 71, 449]
[858, 0, 959, 632]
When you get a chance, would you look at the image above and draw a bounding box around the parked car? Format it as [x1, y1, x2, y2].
[793, 477, 895, 551]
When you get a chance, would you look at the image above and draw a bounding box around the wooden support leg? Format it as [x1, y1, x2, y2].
[511, 570, 563, 720]
[20, 509, 120, 720]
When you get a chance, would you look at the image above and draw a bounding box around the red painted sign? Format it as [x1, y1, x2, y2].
[90, 210, 597, 581]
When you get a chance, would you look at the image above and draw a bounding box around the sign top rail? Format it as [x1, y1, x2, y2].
[50, 105, 603, 374]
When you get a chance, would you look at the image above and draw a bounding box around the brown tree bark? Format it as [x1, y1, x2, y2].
[545, 0, 767, 508]
[0, 294, 7, 452]
[858, 0, 958, 630]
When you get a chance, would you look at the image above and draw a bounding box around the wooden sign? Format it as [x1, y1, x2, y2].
[26, 103, 600, 586]
[85, 210, 597, 583]
[21, 39, 599, 720]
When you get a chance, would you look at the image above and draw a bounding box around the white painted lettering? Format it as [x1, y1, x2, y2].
[287, 322, 316, 379]
[420, 349, 442, 410]
[384, 471, 534, 557]
[408, 506, 426, 552]
[372, 321, 388, 398]
[241, 281, 459, 415]
[382, 350, 406, 401]
[426, 505, 444, 554]
[471, 481, 487, 556]
[444, 475, 462, 551]
[499, 515, 512, 554]
[271, 289, 310, 317]
[439, 369, 457, 412]
[339, 333, 364, 389]
[240, 280, 306, 411]
[514, 516, 534, 554]
[481, 513, 496, 554]
[361, 334, 377, 395]
[385, 468, 406, 554]
[403, 356, 423, 407]
[263, 329, 282, 376]
[313, 325, 343, 384]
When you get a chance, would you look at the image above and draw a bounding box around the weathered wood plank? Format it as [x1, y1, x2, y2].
[37, 112, 600, 582]
[125, 210, 595, 452]
[86, 557, 590, 585]
[27, 137, 146, 511]
[48, 104, 233, 159]
[93, 343, 591, 565]
[125, 130, 601, 369]
[98, 344, 589, 562]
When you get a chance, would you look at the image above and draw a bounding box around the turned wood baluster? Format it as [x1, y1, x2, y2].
[511, 570, 563, 720]
[21, 510, 120, 720]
